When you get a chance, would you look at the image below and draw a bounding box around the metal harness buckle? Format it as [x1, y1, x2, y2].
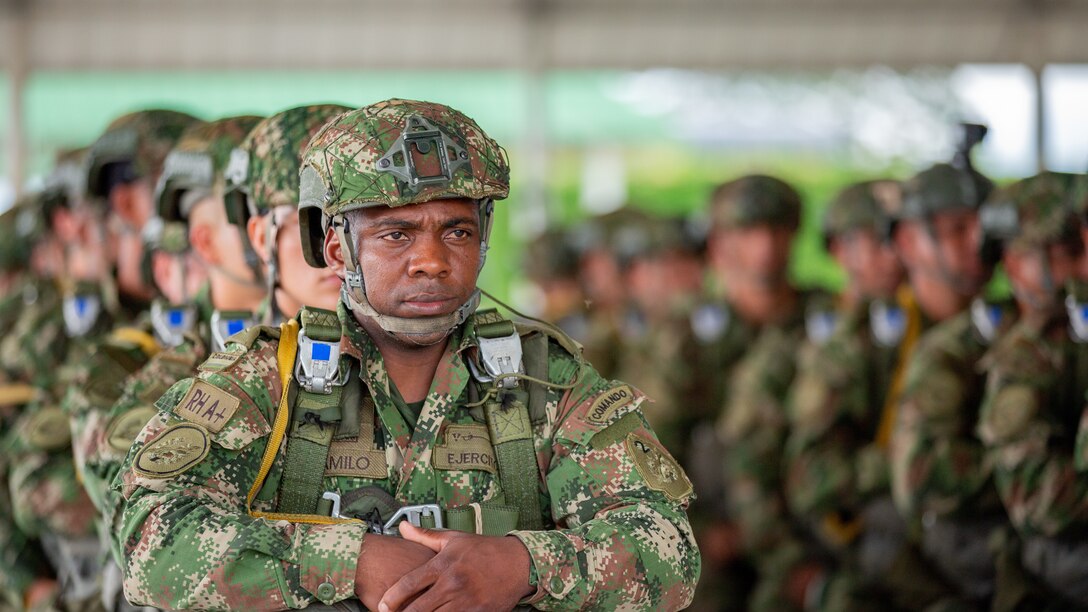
[467, 329, 523, 389]
[150, 301, 197, 348]
[382, 504, 444, 535]
[295, 332, 344, 394]
[210, 311, 254, 352]
[1067, 294, 1088, 343]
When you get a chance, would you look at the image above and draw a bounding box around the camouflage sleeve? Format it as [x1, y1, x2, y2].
[715, 327, 800, 555]
[509, 350, 700, 611]
[889, 320, 992, 522]
[114, 337, 366, 611]
[63, 331, 155, 511]
[84, 338, 205, 561]
[784, 330, 872, 521]
[978, 323, 1088, 538]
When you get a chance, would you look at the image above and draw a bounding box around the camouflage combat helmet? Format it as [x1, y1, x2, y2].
[41, 148, 89, 214]
[822, 179, 901, 248]
[85, 109, 201, 200]
[221, 105, 349, 290]
[709, 174, 802, 231]
[978, 172, 1084, 266]
[893, 163, 993, 232]
[298, 98, 510, 336]
[156, 115, 263, 223]
[610, 210, 691, 268]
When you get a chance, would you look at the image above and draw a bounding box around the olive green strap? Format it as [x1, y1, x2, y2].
[445, 503, 521, 536]
[483, 390, 542, 531]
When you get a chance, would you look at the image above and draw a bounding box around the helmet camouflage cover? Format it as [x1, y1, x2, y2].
[709, 174, 802, 231]
[223, 104, 351, 228]
[156, 115, 263, 223]
[298, 98, 510, 268]
[979, 172, 1083, 261]
[85, 109, 201, 200]
[822, 179, 901, 246]
[899, 162, 993, 222]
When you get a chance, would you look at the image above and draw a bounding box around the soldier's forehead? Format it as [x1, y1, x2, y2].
[354, 199, 479, 226]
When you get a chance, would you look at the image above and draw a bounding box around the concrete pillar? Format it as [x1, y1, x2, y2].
[4, 0, 28, 197]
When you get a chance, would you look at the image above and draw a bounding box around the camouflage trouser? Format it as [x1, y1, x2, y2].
[101, 559, 157, 612]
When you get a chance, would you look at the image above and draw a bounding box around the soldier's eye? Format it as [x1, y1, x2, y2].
[383, 231, 407, 241]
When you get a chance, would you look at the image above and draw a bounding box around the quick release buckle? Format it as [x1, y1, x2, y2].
[382, 504, 444, 535]
[150, 301, 197, 348]
[295, 332, 343, 394]
[970, 298, 1003, 344]
[63, 293, 101, 338]
[468, 330, 523, 389]
[210, 311, 254, 352]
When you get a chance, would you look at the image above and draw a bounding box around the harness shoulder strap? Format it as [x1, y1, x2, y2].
[472, 309, 544, 531]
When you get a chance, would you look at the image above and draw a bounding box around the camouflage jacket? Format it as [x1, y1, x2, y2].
[113, 303, 700, 611]
[889, 306, 1015, 524]
[0, 276, 67, 396]
[977, 308, 1088, 538]
[784, 296, 904, 550]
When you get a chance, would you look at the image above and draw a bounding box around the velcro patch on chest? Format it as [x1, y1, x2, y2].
[433, 424, 496, 473]
[198, 349, 245, 373]
[626, 431, 693, 502]
[326, 437, 388, 478]
[106, 405, 158, 452]
[133, 422, 211, 479]
[174, 380, 241, 433]
[585, 384, 635, 425]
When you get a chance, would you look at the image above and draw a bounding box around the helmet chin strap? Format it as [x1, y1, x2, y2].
[332, 200, 493, 337]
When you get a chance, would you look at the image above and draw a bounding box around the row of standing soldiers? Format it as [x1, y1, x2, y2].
[0, 107, 355, 611]
[524, 156, 1088, 610]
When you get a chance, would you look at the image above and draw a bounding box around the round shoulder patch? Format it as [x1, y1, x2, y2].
[133, 422, 211, 479]
[105, 405, 158, 453]
[626, 432, 693, 502]
[25, 407, 72, 451]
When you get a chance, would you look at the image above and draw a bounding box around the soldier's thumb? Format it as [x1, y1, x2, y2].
[398, 522, 447, 551]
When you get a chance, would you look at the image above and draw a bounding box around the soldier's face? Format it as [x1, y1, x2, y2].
[268, 206, 342, 314]
[901, 210, 988, 295]
[832, 229, 903, 299]
[1005, 243, 1080, 310]
[346, 199, 482, 321]
[710, 224, 793, 287]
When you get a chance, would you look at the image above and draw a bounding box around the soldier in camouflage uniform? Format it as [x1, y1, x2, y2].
[780, 180, 913, 610]
[521, 227, 584, 329]
[706, 175, 838, 611]
[974, 172, 1088, 610]
[113, 99, 699, 611]
[4, 109, 198, 612]
[224, 105, 349, 326]
[887, 160, 1014, 610]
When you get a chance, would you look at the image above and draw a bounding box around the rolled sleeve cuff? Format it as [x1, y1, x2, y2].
[510, 529, 587, 609]
[296, 522, 367, 606]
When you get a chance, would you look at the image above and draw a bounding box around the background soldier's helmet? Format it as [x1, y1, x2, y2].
[155, 115, 263, 223]
[41, 147, 89, 213]
[890, 163, 993, 236]
[84, 109, 202, 200]
[610, 210, 690, 269]
[708, 174, 802, 232]
[523, 228, 581, 283]
[298, 98, 510, 268]
[822, 179, 902, 248]
[978, 172, 1084, 265]
[223, 104, 350, 229]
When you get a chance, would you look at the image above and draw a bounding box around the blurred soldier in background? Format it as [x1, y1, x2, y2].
[3, 109, 198, 612]
[223, 104, 350, 325]
[74, 116, 261, 612]
[708, 175, 836, 611]
[780, 179, 912, 610]
[888, 151, 1013, 608]
[566, 208, 641, 379]
[521, 227, 584, 330]
[974, 173, 1088, 610]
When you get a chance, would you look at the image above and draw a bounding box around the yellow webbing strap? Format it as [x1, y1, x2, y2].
[111, 327, 161, 358]
[875, 286, 923, 449]
[245, 319, 360, 526]
[0, 383, 37, 406]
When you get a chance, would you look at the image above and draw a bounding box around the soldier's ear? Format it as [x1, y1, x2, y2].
[189, 222, 218, 265]
[247, 215, 268, 262]
[323, 226, 346, 278]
